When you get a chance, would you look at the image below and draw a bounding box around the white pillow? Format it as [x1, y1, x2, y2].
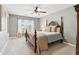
[56, 27, 60, 33]
[50, 26, 56, 32]
[45, 27, 50, 32]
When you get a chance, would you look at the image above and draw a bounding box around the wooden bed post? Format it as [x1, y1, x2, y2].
[60, 16, 64, 39]
[74, 5, 79, 55]
[25, 28, 27, 41]
[34, 29, 37, 53]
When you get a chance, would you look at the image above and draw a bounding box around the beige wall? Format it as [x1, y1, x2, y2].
[40, 7, 77, 45]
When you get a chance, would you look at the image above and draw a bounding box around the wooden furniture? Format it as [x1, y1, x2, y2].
[74, 5, 79, 55]
[60, 16, 64, 39]
[25, 29, 37, 53]
[25, 17, 64, 54]
[34, 29, 37, 53]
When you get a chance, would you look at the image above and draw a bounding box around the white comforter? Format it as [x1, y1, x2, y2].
[37, 31, 63, 43]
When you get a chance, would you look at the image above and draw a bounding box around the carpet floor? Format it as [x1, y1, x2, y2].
[2, 37, 76, 55]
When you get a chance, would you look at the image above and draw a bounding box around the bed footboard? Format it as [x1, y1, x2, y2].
[34, 29, 37, 53]
[25, 29, 40, 54]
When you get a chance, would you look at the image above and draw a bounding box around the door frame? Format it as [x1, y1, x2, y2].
[74, 4, 79, 55]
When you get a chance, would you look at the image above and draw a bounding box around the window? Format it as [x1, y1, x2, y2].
[18, 19, 34, 34]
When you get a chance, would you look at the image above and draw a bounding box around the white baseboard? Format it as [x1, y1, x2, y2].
[9, 37, 17, 39]
[63, 42, 76, 48]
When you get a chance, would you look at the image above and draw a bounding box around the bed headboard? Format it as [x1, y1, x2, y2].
[48, 21, 59, 26]
[48, 17, 64, 38]
[48, 20, 61, 32]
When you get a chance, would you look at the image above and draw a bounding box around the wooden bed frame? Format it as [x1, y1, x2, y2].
[25, 29, 37, 53]
[25, 16, 64, 54]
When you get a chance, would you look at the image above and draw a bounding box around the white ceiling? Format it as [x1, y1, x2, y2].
[4, 4, 75, 18]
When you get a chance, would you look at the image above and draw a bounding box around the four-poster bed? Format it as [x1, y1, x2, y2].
[25, 17, 64, 54]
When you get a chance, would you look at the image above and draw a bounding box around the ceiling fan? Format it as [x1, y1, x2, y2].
[33, 6, 47, 14]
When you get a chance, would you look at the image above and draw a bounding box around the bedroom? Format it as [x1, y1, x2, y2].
[0, 4, 78, 55]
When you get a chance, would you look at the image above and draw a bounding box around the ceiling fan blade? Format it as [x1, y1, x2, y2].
[33, 5, 47, 14]
[34, 6, 38, 12]
[38, 11, 46, 13]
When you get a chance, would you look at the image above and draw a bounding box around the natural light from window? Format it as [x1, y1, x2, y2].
[18, 19, 34, 34]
